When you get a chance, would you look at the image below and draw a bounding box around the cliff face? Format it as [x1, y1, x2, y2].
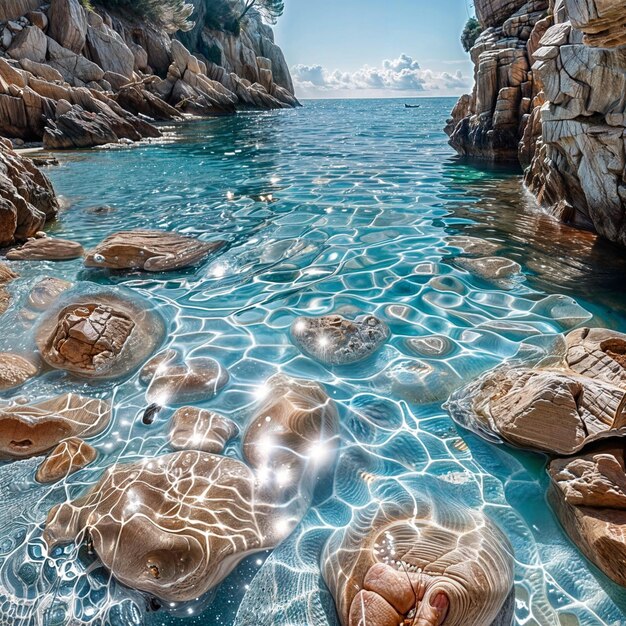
[0, 0, 298, 151]
[447, 0, 626, 246]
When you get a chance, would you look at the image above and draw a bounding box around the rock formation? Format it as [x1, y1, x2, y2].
[322, 498, 515, 626]
[84, 229, 224, 271]
[290, 314, 390, 366]
[5, 234, 84, 260]
[548, 441, 626, 587]
[0, 393, 110, 460]
[0, 0, 299, 150]
[36, 436, 97, 483]
[448, 0, 626, 246]
[447, 327, 626, 587]
[35, 288, 166, 380]
[0, 138, 58, 245]
[43, 374, 338, 603]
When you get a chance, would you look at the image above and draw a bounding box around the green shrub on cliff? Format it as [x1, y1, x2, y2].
[461, 17, 483, 52]
[238, 0, 284, 25]
[94, 0, 195, 31]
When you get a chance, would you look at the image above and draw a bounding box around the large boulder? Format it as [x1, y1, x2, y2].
[48, 0, 88, 54]
[86, 22, 135, 79]
[0, 142, 58, 246]
[548, 442, 626, 587]
[84, 230, 225, 272]
[0, 0, 40, 21]
[7, 26, 48, 63]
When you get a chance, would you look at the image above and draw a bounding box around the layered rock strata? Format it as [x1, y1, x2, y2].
[0, 0, 299, 150]
[447, 0, 626, 246]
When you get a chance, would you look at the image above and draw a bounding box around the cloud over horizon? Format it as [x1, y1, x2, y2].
[292, 54, 469, 97]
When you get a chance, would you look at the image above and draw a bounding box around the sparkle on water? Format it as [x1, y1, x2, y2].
[1, 98, 626, 626]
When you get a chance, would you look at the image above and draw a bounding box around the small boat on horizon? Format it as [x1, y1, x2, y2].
[405, 104, 421, 108]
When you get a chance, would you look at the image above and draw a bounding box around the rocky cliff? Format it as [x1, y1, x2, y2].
[0, 0, 298, 150]
[447, 0, 626, 246]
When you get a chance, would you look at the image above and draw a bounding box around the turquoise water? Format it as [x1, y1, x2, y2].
[1, 97, 626, 625]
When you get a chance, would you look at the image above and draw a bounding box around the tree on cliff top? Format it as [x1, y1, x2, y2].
[94, 0, 195, 31]
[461, 17, 483, 52]
[238, 0, 284, 24]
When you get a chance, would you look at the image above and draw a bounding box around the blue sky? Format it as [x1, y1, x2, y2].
[273, 0, 476, 99]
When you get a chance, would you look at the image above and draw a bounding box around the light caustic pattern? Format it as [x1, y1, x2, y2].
[0, 99, 625, 625]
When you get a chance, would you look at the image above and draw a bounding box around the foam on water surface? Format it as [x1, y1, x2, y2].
[1, 99, 626, 625]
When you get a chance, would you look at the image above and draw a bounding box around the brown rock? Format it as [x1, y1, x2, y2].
[448, 367, 626, 455]
[6, 236, 84, 260]
[169, 407, 238, 453]
[48, 0, 88, 54]
[36, 437, 96, 483]
[0, 393, 110, 460]
[566, 327, 626, 388]
[25, 277, 72, 311]
[548, 442, 626, 587]
[139, 349, 178, 385]
[447, 235, 501, 256]
[0, 353, 38, 390]
[36, 291, 165, 380]
[7, 26, 47, 63]
[43, 375, 338, 602]
[0, 262, 18, 284]
[0, 140, 58, 245]
[145, 357, 229, 405]
[84, 230, 225, 272]
[453, 256, 521, 287]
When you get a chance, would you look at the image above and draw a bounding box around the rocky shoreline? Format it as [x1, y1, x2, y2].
[0, 0, 298, 152]
[446, 0, 626, 247]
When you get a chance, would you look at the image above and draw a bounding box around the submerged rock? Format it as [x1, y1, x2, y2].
[448, 366, 626, 455]
[548, 441, 626, 587]
[452, 256, 522, 287]
[145, 357, 229, 405]
[322, 498, 514, 626]
[43, 374, 338, 602]
[36, 436, 96, 483]
[291, 314, 390, 365]
[6, 236, 84, 261]
[25, 277, 72, 312]
[0, 353, 38, 390]
[35, 289, 165, 380]
[0, 393, 110, 460]
[84, 230, 225, 272]
[169, 407, 238, 453]
[447, 235, 501, 256]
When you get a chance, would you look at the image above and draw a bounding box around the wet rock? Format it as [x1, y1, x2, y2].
[145, 357, 229, 405]
[0, 393, 110, 460]
[35, 290, 165, 380]
[84, 230, 225, 272]
[0, 263, 18, 284]
[36, 437, 97, 483]
[548, 441, 626, 587]
[0, 353, 38, 390]
[291, 314, 390, 365]
[169, 407, 238, 453]
[447, 235, 501, 256]
[25, 277, 72, 312]
[44, 374, 338, 602]
[0, 142, 58, 246]
[447, 367, 626, 454]
[322, 497, 514, 626]
[453, 256, 522, 287]
[139, 349, 178, 385]
[6, 236, 84, 261]
[566, 327, 626, 388]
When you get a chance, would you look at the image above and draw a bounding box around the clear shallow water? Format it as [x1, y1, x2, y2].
[1, 98, 626, 625]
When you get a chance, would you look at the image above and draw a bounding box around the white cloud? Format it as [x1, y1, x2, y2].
[292, 54, 470, 98]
